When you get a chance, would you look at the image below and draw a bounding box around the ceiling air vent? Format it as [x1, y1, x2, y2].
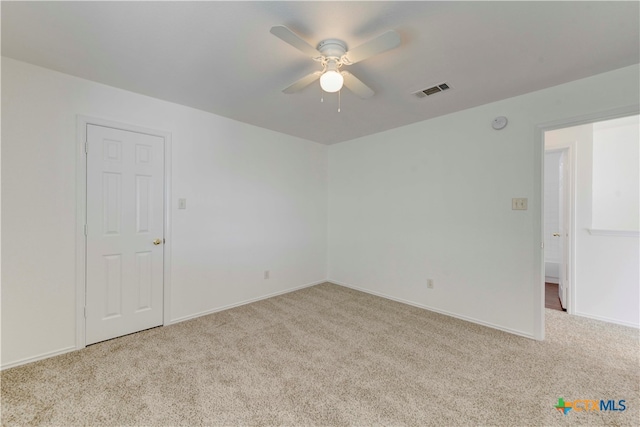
[415, 82, 451, 98]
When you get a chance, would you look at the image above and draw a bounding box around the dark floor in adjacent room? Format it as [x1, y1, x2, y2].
[545, 282, 565, 311]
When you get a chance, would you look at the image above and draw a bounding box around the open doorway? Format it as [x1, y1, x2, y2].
[544, 148, 569, 312]
[542, 113, 639, 327]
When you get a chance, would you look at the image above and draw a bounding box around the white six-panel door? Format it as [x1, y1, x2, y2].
[86, 124, 165, 345]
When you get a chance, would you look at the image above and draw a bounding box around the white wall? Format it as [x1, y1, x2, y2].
[328, 64, 640, 337]
[3, 58, 639, 368]
[592, 116, 640, 231]
[546, 121, 639, 327]
[1, 58, 328, 368]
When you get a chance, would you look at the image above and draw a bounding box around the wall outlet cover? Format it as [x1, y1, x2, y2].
[512, 198, 528, 210]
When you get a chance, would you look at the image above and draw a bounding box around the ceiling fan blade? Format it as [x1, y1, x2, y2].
[283, 72, 321, 94]
[341, 71, 375, 99]
[270, 25, 322, 59]
[342, 30, 401, 65]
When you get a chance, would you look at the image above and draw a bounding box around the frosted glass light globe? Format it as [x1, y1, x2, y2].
[320, 70, 344, 93]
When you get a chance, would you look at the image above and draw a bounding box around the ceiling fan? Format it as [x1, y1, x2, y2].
[270, 25, 401, 99]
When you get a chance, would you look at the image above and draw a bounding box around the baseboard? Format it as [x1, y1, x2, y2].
[545, 277, 559, 284]
[168, 279, 327, 325]
[573, 311, 639, 329]
[329, 279, 536, 340]
[2, 280, 327, 370]
[1, 345, 77, 371]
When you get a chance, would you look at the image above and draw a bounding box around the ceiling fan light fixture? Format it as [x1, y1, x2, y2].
[271, 26, 401, 98]
[320, 60, 344, 93]
[320, 70, 344, 93]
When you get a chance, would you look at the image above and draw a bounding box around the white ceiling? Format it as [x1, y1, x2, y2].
[2, 1, 638, 144]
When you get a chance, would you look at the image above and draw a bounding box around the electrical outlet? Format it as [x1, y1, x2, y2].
[512, 198, 528, 210]
[427, 279, 434, 289]
[264, 270, 270, 280]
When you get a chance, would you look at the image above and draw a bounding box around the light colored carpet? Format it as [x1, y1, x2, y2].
[1, 282, 638, 426]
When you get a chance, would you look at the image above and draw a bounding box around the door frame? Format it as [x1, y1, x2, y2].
[75, 116, 172, 349]
[533, 104, 639, 340]
[543, 146, 574, 314]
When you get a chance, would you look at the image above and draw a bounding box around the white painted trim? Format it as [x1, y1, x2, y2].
[168, 280, 327, 325]
[535, 104, 640, 338]
[329, 280, 536, 340]
[567, 143, 577, 316]
[587, 229, 640, 237]
[537, 105, 640, 132]
[75, 119, 88, 351]
[1, 346, 77, 371]
[533, 123, 545, 340]
[75, 115, 172, 350]
[162, 130, 173, 326]
[1, 279, 325, 370]
[573, 311, 640, 329]
[545, 277, 560, 285]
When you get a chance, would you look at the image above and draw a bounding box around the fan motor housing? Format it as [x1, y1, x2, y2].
[317, 39, 347, 58]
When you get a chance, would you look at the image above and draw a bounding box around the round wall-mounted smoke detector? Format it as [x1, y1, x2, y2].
[492, 116, 508, 130]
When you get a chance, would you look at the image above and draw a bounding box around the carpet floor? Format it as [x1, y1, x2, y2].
[1, 282, 638, 426]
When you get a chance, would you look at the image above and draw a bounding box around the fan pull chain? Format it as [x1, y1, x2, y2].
[338, 89, 341, 113]
[320, 84, 324, 103]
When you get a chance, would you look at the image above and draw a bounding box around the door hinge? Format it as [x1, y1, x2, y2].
[84, 307, 86, 318]
[84, 224, 88, 236]
[85, 141, 88, 154]
[541, 242, 544, 249]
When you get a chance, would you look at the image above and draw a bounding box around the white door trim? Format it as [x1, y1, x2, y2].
[533, 104, 639, 341]
[76, 115, 172, 349]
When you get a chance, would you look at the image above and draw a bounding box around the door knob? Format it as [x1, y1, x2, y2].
[153, 238, 162, 245]
[552, 233, 561, 237]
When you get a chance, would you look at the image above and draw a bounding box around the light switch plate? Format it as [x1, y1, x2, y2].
[178, 198, 187, 209]
[512, 198, 528, 210]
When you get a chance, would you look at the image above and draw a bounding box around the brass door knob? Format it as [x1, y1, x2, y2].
[552, 233, 561, 237]
[153, 238, 162, 245]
